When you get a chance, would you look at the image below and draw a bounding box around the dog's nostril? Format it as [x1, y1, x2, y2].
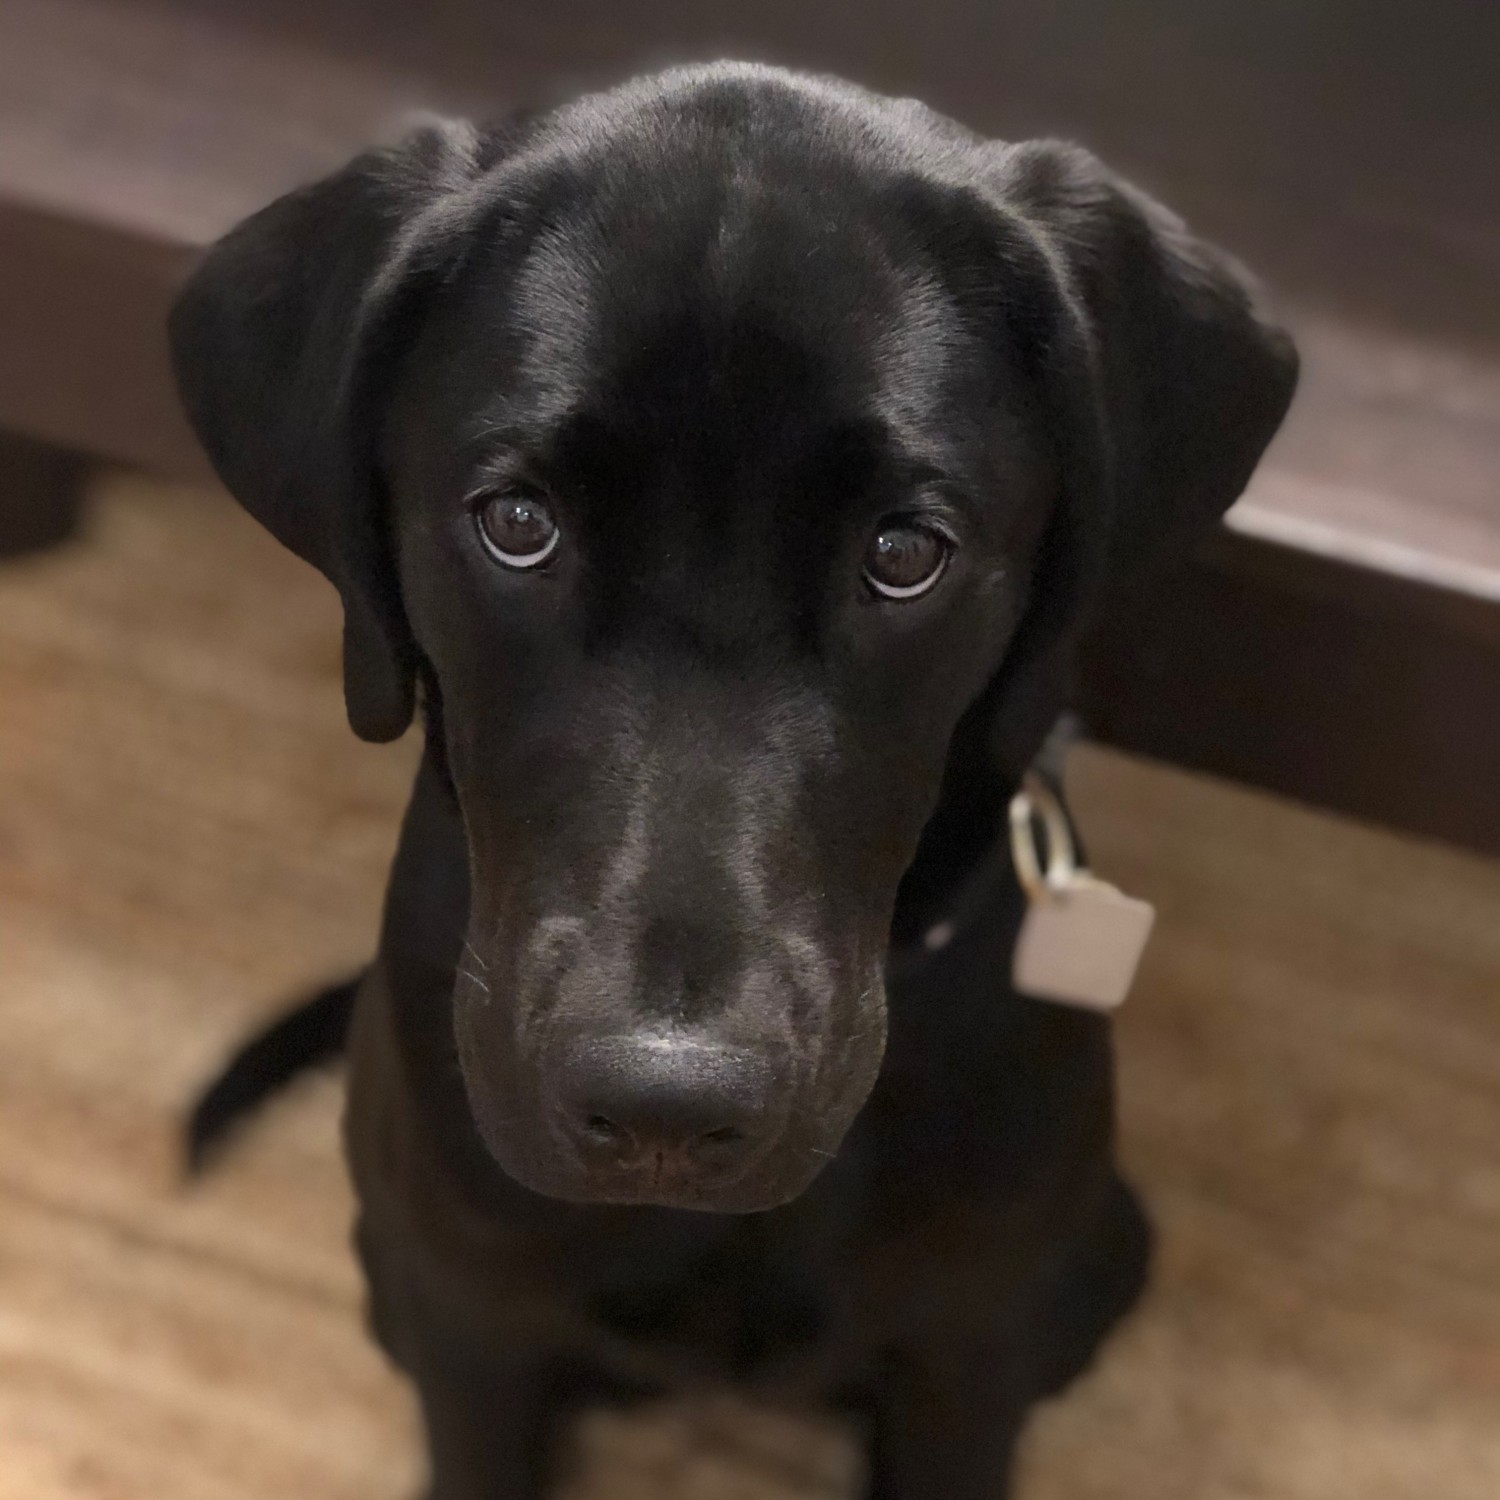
[584, 1113, 628, 1145]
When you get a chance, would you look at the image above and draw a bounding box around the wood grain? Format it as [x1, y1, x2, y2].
[1, 469, 1498, 1497]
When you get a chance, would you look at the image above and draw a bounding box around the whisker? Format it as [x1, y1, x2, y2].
[456, 966, 492, 995]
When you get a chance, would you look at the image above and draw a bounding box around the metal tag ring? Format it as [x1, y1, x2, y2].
[1008, 773, 1079, 902]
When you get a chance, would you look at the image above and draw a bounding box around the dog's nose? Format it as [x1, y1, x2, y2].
[553, 1038, 774, 1181]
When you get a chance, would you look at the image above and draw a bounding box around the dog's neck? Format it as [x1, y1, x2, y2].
[890, 648, 1071, 945]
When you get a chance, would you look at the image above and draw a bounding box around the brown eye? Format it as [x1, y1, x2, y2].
[863, 518, 951, 600]
[475, 488, 560, 569]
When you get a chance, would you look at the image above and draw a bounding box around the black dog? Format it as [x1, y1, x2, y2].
[172, 63, 1295, 1498]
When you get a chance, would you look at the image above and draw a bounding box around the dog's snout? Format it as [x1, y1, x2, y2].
[553, 1038, 774, 1184]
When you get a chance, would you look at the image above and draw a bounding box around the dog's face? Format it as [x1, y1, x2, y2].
[171, 65, 1296, 1212]
[383, 160, 1053, 1208]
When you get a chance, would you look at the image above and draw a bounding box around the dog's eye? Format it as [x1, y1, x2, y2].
[862, 518, 951, 600]
[475, 488, 560, 570]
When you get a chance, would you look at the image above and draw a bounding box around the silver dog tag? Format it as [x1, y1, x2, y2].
[1009, 775, 1155, 1012]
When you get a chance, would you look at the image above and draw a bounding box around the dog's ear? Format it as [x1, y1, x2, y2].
[169, 120, 498, 741]
[938, 139, 1296, 792]
[989, 140, 1298, 642]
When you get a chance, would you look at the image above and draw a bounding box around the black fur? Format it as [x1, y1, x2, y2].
[173, 64, 1294, 1498]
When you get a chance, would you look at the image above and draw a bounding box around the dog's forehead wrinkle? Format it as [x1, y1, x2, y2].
[482, 101, 979, 408]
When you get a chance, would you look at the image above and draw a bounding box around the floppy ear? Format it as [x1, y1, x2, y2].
[933, 139, 1297, 805]
[169, 119, 498, 741]
[990, 139, 1298, 641]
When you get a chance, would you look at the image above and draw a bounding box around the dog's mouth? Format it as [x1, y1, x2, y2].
[498, 1131, 830, 1215]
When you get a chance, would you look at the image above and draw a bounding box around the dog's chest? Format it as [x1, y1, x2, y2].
[588, 1235, 836, 1384]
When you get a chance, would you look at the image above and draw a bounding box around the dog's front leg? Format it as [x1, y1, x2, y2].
[354, 1218, 567, 1500]
[862, 1343, 1034, 1500]
[406, 1331, 574, 1500]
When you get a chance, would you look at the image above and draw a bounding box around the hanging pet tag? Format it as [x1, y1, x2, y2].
[1008, 773, 1155, 1011]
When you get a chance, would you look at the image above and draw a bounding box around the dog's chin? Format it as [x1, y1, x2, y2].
[480, 1133, 835, 1215]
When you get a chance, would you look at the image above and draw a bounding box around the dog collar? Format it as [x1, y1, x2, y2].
[893, 749, 1155, 1013]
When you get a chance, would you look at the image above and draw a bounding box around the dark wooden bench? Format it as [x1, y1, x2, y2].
[4, 0, 1497, 852]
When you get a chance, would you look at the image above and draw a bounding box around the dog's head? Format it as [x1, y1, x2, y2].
[171, 65, 1295, 1212]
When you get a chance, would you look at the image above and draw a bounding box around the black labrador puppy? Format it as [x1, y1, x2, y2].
[171, 63, 1295, 1499]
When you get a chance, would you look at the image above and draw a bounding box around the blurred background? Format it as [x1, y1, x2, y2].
[1, 3, 1497, 1497]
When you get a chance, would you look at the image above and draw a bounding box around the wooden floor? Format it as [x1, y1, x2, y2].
[2, 471, 1499, 1499]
